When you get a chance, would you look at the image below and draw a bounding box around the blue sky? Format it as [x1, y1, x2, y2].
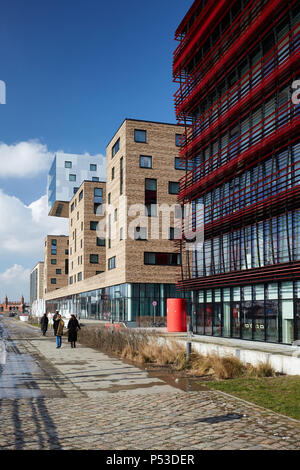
[0, 0, 193, 301]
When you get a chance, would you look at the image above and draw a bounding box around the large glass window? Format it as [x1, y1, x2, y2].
[145, 178, 157, 216]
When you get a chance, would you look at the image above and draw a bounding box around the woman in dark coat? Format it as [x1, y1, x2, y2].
[67, 315, 81, 348]
[40, 313, 48, 336]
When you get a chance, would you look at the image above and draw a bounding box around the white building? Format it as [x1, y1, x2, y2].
[47, 152, 106, 216]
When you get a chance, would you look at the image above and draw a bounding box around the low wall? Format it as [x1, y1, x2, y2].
[170, 337, 300, 376]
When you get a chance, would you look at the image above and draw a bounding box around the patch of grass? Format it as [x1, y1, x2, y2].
[206, 375, 300, 420]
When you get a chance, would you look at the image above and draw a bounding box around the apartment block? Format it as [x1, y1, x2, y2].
[69, 180, 106, 285]
[44, 235, 69, 294]
[30, 261, 44, 304]
[44, 119, 188, 321]
[174, 0, 300, 344]
[48, 152, 106, 217]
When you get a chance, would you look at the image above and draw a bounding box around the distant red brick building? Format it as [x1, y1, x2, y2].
[0, 296, 24, 313]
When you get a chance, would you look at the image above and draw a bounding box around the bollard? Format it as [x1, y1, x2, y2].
[186, 341, 191, 362]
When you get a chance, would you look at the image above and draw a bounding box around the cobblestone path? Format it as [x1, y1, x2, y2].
[1, 318, 300, 450]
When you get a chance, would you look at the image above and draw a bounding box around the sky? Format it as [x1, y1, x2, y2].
[0, 0, 194, 302]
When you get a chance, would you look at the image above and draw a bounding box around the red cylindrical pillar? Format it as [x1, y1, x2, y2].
[167, 298, 187, 332]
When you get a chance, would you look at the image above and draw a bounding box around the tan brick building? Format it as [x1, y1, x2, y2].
[69, 180, 106, 285]
[44, 120, 189, 321]
[44, 235, 69, 294]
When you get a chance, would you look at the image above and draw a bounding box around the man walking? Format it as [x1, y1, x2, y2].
[40, 313, 49, 336]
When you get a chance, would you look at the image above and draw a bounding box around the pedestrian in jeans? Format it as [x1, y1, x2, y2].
[40, 313, 48, 336]
[55, 314, 64, 349]
[67, 314, 81, 348]
[53, 310, 59, 336]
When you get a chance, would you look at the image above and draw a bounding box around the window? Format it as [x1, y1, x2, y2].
[51, 248, 57, 255]
[65, 161, 72, 168]
[175, 134, 182, 147]
[120, 157, 123, 195]
[169, 181, 179, 195]
[73, 187, 79, 194]
[114, 208, 117, 222]
[169, 227, 175, 240]
[175, 157, 183, 170]
[69, 276, 73, 285]
[120, 227, 123, 240]
[90, 221, 98, 231]
[112, 138, 120, 157]
[112, 167, 115, 180]
[65, 249, 69, 255]
[145, 178, 157, 216]
[77, 272, 82, 282]
[90, 254, 99, 264]
[108, 256, 116, 270]
[108, 193, 111, 205]
[144, 252, 181, 266]
[69, 174, 76, 182]
[134, 129, 146, 143]
[135, 227, 147, 240]
[94, 187, 103, 203]
[140, 155, 152, 168]
[56, 269, 62, 275]
[79, 190, 83, 201]
[71, 202, 75, 212]
[77, 211, 79, 221]
[97, 237, 105, 246]
[92, 177, 99, 182]
[90, 164, 97, 171]
[51, 259, 57, 265]
[94, 203, 103, 215]
[51, 239, 57, 246]
[50, 278, 56, 284]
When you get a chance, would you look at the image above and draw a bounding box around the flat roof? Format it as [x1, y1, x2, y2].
[106, 118, 184, 148]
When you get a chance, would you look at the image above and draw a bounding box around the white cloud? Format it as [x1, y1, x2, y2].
[0, 140, 53, 178]
[0, 265, 31, 301]
[0, 189, 68, 256]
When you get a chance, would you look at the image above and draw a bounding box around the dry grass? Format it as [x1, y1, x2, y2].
[78, 326, 275, 379]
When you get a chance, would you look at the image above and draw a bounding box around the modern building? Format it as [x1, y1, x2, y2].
[174, 0, 300, 344]
[68, 180, 106, 284]
[44, 119, 189, 321]
[44, 235, 69, 294]
[47, 152, 106, 217]
[30, 261, 45, 316]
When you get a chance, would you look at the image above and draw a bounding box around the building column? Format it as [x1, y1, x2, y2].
[127, 284, 133, 322]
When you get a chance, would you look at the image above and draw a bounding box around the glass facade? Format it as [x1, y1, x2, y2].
[46, 282, 190, 322]
[189, 281, 300, 345]
[174, 2, 300, 344]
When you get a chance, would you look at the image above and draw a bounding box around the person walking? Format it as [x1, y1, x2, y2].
[40, 313, 49, 336]
[55, 314, 64, 349]
[67, 314, 81, 348]
[53, 310, 60, 336]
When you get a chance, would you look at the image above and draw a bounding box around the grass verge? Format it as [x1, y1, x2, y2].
[205, 376, 300, 420]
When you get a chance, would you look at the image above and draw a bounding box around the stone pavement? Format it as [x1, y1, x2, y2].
[0, 318, 300, 450]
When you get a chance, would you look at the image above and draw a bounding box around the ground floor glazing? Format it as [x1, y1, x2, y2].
[188, 280, 300, 344]
[46, 282, 190, 323]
